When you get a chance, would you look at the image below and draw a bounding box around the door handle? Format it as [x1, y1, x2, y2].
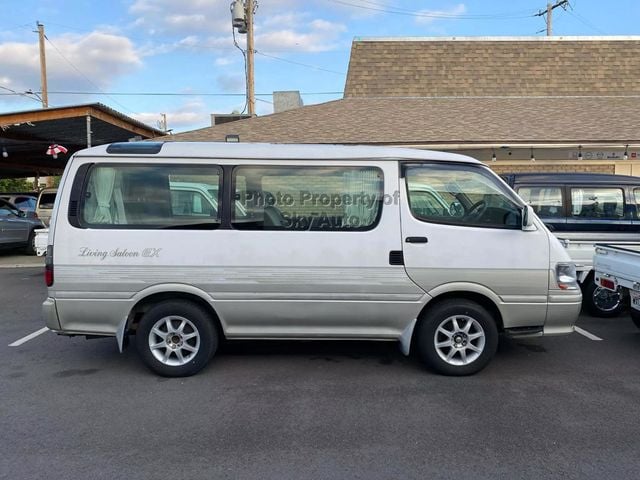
[405, 236, 428, 244]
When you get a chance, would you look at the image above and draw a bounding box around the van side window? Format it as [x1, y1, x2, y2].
[406, 165, 522, 229]
[635, 188, 640, 208]
[80, 165, 222, 229]
[516, 186, 563, 218]
[570, 187, 624, 219]
[232, 166, 383, 231]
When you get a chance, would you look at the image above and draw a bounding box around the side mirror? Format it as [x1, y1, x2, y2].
[522, 205, 536, 231]
[24, 211, 37, 219]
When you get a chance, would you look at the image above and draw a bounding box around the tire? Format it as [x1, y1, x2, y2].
[416, 299, 499, 376]
[23, 230, 36, 255]
[582, 279, 624, 318]
[631, 310, 640, 330]
[135, 300, 218, 377]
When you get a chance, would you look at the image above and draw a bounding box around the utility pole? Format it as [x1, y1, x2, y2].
[231, 0, 256, 116]
[36, 21, 48, 108]
[536, 0, 569, 36]
[246, 0, 255, 116]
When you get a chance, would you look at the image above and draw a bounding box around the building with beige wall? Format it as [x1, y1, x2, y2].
[167, 36, 640, 176]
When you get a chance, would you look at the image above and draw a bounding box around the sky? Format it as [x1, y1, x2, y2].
[2, 0, 639, 133]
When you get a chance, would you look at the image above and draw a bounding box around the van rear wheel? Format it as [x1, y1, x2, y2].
[631, 310, 640, 329]
[135, 300, 217, 377]
[583, 280, 624, 318]
[416, 299, 498, 376]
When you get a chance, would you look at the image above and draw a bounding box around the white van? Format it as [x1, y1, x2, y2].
[42, 142, 581, 377]
[36, 188, 58, 227]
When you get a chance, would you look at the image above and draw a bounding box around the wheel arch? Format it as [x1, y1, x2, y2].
[121, 285, 225, 349]
[409, 287, 504, 354]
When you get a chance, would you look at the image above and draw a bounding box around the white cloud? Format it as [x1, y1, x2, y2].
[0, 32, 141, 96]
[215, 57, 235, 66]
[128, 0, 346, 54]
[415, 3, 467, 25]
[132, 100, 210, 131]
[255, 19, 346, 53]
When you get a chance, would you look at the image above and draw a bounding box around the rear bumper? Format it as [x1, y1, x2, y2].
[544, 292, 582, 335]
[42, 297, 61, 331]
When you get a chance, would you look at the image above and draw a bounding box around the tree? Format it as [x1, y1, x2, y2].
[0, 178, 33, 193]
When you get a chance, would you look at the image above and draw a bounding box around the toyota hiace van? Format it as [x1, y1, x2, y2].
[43, 142, 581, 377]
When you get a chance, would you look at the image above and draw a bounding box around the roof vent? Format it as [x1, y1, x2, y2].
[106, 142, 164, 154]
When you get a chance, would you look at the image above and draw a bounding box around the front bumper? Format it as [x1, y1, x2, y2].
[544, 292, 582, 335]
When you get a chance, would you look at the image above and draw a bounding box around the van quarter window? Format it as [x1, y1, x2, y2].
[570, 187, 624, 219]
[516, 186, 564, 218]
[79, 165, 222, 229]
[406, 165, 522, 229]
[231, 166, 383, 231]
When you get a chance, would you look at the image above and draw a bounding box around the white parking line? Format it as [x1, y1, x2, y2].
[9, 327, 49, 347]
[574, 326, 603, 341]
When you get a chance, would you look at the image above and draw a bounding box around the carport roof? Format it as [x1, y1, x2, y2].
[0, 103, 163, 178]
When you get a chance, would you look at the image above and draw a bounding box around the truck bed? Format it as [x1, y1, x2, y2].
[594, 243, 640, 291]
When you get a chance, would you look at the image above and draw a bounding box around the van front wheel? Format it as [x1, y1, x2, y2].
[416, 299, 498, 376]
[135, 301, 217, 377]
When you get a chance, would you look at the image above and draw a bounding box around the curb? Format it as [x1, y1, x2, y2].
[0, 264, 44, 269]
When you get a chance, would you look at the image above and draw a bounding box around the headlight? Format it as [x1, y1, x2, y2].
[556, 263, 578, 290]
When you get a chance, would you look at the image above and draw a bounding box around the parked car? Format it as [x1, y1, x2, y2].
[0, 198, 44, 255]
[36, 188, 57, 227]
[43, 142, 580, 377]
[0, 193, 37, 213]
[503, 172, 640, 317]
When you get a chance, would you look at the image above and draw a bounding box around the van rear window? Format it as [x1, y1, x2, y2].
[79, 165, 222, 229]
[231, 166, 384, 231]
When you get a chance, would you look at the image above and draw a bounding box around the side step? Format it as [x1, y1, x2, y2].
[504, 326, 544, 338]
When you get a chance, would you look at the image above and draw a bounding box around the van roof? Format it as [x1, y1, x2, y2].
[506, 172, 640, 185]
[75, 142, 480, 164]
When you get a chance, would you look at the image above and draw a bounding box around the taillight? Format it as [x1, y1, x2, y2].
[600, 278, 616, 291]
[45, 245, 54, 287]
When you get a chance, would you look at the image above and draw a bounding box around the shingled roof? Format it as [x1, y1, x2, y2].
[166, 96, 640, 145]
[345, 36, 640, 98]
[167, 36, 640, 146]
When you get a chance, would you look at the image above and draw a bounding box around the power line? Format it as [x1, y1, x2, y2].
[566, 9, 606, 34]
[0, 85, 47, 105]
[327, 0, 538, 19]
[43, 34, 139, 115]
[0, 90, 343, 97]
[254, 50, 346, 75]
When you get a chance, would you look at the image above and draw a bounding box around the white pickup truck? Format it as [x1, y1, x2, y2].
[558, 232, 639, 317]
[594, 243, 640, 328]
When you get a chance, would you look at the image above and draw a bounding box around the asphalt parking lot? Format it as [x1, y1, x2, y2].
[2, 257, 640, 480]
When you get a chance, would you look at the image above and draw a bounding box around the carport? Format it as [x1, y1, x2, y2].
[0, 103, 163, 178]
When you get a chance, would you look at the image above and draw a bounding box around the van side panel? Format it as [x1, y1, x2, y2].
[51, 159, 426, 339]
